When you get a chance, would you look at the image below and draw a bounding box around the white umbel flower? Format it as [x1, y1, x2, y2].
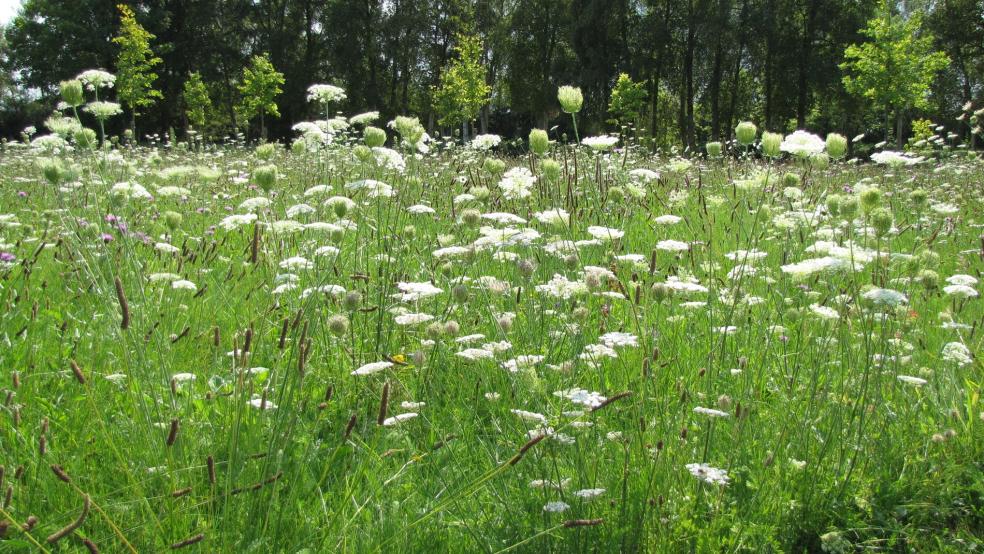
[686, 463, 730, 486]
[351, 361, 394, 376]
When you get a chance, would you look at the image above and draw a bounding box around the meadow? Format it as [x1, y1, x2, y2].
[0, 100, 982, 552]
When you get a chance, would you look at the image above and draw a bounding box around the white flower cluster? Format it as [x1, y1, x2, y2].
[307, 84, 347, 105]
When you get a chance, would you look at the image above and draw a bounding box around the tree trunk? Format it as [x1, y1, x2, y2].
[684, 18, 696, 150]
[725, 0, 747, 141]
[764, 0, 775, 128]
[709, 0, 729, 140]
[796, 0, 819, 128]
[884, 109, 891, 144]
[896, 110, 905, 149]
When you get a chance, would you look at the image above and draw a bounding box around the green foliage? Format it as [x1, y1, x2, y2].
[907, 118, 935, 149]
[432, 34, 491, 128]
[840, 10, 950, 115]
[607, 73, 647, 127]
[0, 0, 979, 148]
[112, 4, 162, 117]
[182, 72, 212, 131]
[235, 53, 285, 135]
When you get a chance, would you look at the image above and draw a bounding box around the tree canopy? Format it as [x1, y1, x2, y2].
[841, 8, 950, 145]
[112, 3, 162, 130]
[432, 33, 491, 134]
[236, 54, 285, 139]
[0, 0, 981, 146]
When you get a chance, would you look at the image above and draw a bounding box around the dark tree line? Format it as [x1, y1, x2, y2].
[0, 0, 981, 145]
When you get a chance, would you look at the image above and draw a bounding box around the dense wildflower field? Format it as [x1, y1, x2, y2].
[0, 120, 982, 552]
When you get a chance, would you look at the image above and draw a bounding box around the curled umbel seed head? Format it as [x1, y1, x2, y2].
[342, 291, 362, 311]
[60, 79, 85, 107]
[557, 86, 583, 114]
[328, 314, 350, 336]
[529, 129, 549, 156]
[735, 121, 757, 146]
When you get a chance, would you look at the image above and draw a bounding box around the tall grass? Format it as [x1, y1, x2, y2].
[0, 131, 981, 552]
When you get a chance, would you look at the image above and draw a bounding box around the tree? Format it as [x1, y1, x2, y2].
[840, 8, 950, 146]
[112, 3, 162, 136]
[182, 72, 212, 135]
[607, 73, 648, 131]
[235, 53, 284, 140]
[432, 33, 491, 138]
[504, 0, 576, 129]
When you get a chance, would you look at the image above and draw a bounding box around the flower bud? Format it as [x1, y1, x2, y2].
[163, 211, 183, 231]
[255, 142, 276, 160]
[60, 79, 85, 107]
[40, 158, 64, 185]
[557, 85, 583, 114]
[443, 320, 460, 336]
[909, 188, 928, 208]
[542, 159, 561, 182]
[74, 128, 98, 149]
[840, 196, 859, 219]
[460, 208, 481, 228]
[253, 164, 278, 192]
[342, 291, 362, 311]
[451, 284, 469, 304]
[918, 269, 939, 290]
[825, 133, 848, 159]
[483, 158, 506, 177]
[529, 129, 549, 156]
[919, 249, 940, 269]
[329, 198, 350, 218]
[353, 144, 373, 162]
[471, 186, 490, 201]
[705, 141, 722, 158]
[364, 126, 386, 148]
[717, 394, 732, 411]
[328, 314, 350, 336]
[517, 259, 536, 278]
[497, 315, 513, 333]
[782, 172, 801, 189]
[825, 194, 842, 217]
[784, 307, 801, 322]
[859, 187, 881, 214]
[761, 131, 783, 158]
[426, 322, 445, 340]
[870, 208, 893, 237]
[735, 121, 757, 146]
[650, 283, 671, 303]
